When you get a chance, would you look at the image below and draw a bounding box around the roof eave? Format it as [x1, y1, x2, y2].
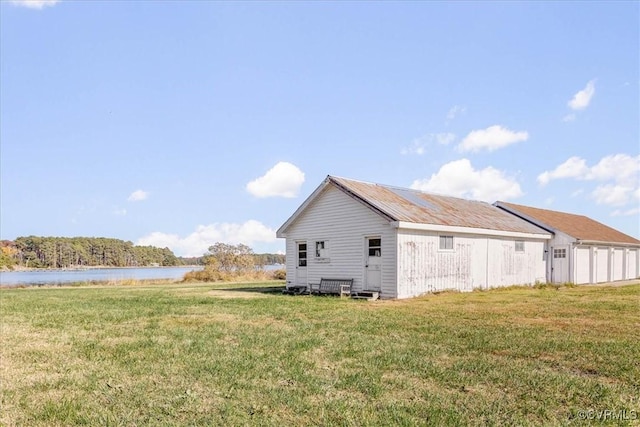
[392, 221, 551, 240]
[276, 177, 333, 237]
[575, 239, 640, 247]
[494, 202, 557, 235]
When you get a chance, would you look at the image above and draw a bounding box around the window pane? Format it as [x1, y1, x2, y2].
[515, 241, 524, 252]
[369, 238, 381, 248]
[440, 236, 453, 250]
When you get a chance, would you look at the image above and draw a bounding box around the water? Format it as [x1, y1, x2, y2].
[0, 266, 204, 287]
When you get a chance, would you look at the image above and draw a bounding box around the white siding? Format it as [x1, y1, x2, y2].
[575, 246, 592, 284]
[283, 186, 397, 298]
[396, 230, 545, 297]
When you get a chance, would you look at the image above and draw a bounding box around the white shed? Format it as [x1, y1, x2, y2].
[277, 176, 551, 299]
[495, 202, 640, 284]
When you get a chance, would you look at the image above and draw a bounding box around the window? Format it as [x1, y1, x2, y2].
[315, 241, 329, 259]
[368, 238, 381, 257]
[439, 235, 454, 250]
[298, 243, 307, 267]
[515, 241, 525, 252]
[553, 248, 566, 259]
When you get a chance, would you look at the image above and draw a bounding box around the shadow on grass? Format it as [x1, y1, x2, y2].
[215, 285, 287, 295]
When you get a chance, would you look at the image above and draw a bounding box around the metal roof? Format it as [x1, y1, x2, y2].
[496, 201, 640, 245]
[327, 176, 549, 235]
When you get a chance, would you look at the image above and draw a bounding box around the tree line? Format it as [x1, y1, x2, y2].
[1, 236, 179, 269]
[0, 237, 285, 270]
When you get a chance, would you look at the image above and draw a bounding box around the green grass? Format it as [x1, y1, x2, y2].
[1, 281, 639, 426]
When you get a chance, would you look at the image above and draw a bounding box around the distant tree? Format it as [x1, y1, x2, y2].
[0, 241, 18, 269]
[204, 243, 256, 273]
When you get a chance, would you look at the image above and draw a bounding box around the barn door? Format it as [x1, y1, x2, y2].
[551, 246, 569, 283]
[365, 237, 382, 291]
[295, 241, 308, 287]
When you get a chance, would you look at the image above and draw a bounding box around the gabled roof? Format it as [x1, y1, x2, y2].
[277, 176, 549, 238]
[495, 201, 640, 245]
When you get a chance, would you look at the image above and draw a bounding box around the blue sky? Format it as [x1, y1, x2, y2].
[1, 1, 638, 256]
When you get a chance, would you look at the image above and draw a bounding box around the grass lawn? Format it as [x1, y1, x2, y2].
[1, 281, 639, 426]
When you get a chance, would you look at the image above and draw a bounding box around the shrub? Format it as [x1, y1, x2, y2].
[271, 268, 286, 280]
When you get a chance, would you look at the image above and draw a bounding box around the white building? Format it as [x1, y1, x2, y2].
[495, 202, 640, 284]
[277, 176, 551, 299]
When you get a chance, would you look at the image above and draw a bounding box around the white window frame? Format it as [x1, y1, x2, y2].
[314, 240, 330, 263]
[553, 248, 566, 259]
[515, 241, 525, 252]
[439, 235, 454, 251]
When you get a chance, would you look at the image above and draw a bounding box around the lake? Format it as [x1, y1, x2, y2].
[0, 266, 204, 287]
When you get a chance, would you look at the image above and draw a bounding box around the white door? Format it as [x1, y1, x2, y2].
[551, 246, 569, 283]
[365, 237, 382, 291]
[295, 241, 308, 287]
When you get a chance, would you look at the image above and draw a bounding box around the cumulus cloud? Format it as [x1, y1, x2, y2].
[246, 162, 305, 198]
[410, 158, 523, 202]
[568, 80, 596, 110]
[137, 220, 277, 257]
[457, 125, 529, 153]
[10, 0, 59, 9]
[537, 156, 589, 186]
[128, 190, 149, 202]
[401, 133, 456, 155]
[538, 154, 640, 207]
[591, 184, 635, 207]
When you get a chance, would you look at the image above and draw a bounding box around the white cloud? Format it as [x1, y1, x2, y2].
[446, 105, 466, 123]
[587, 153, 638, 182]
[611, 207, 640, 217]
[457, 125, 529, 153]
[246, 162, 305, 198]
[562, 113, 576, 123]
[568, 80, 596, 110]
[137, 220, 277, 257]
[537, 156, 589, 186]
[538, 154, 640, 207]
[10, 0, 59, 9]
[401, 133, 456, 155]
[592, 184, 637, 207]
[128, 190, 149, 202]
[410, 158, 523, 202]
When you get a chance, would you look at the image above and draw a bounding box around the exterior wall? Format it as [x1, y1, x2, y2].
[283, 185, 398, 298]
[396, 229, 546, 298]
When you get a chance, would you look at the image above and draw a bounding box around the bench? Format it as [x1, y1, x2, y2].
[310, 278, 353, 297]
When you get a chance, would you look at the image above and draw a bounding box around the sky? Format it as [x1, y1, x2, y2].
[1, 1, 638, 257]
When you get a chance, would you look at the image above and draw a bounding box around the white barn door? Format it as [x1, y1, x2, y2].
[551, 246, 569, 283]
[365, 237, 382, 291]
[295, 241, 308, 287]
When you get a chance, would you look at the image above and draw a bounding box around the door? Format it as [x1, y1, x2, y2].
[295, 241, 308, 287]
[551, 246, 569, 283]
[365, 237, 382, 291]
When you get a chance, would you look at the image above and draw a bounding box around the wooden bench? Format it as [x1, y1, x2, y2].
[310, 278, 353, 297]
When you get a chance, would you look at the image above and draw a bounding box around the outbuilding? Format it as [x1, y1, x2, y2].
[495, 202, 640, 284]
[277, 176, 551, 299]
